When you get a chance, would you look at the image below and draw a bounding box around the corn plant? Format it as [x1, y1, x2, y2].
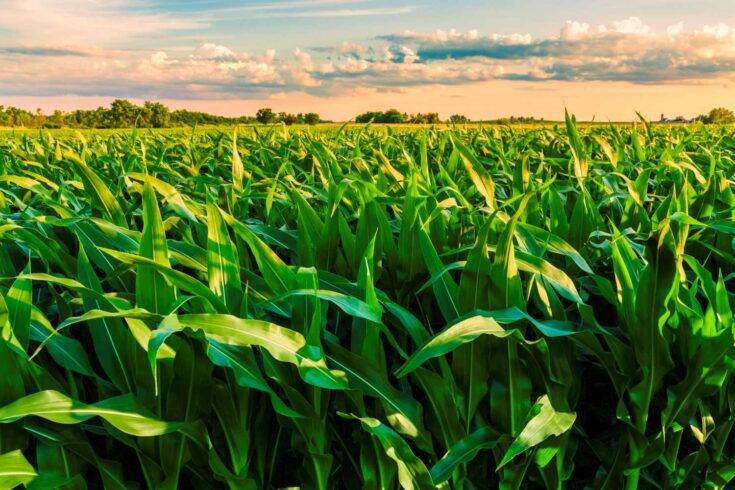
[0, 118, 733, 489]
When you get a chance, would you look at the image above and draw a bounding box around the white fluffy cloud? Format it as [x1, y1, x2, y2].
[380, 17, 735, 83]
[1, 17, 734, 100]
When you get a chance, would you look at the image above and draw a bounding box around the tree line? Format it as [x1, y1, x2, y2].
[2, 100, 733, 128]
[354, 109, 472, 124]
[0, 100, 323, 129]
[697, 107, 735, 124]
[0, 102, 466, 128]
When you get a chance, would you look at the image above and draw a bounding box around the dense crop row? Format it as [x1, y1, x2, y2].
[0, 117, 734, 489]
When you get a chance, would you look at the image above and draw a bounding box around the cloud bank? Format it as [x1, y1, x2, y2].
[1, 15, 734, 100]
[381, 19, 735, 83]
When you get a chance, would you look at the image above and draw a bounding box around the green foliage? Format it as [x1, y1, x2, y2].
[355, 108, 409, 124]
[408, 113, 441, 124]
[256, 107, 276, 124]
[0, 101, 326, 129]
[495, 115, 546, 124]
[449, 114, 470, 124]
[0, 120, 734, 488]
[0, 106, 44, 127]
[354, 110, 441, 124]
[700, 107, 735, 124]
[303, 112, 321, 125]
[274, 112, 322, 125]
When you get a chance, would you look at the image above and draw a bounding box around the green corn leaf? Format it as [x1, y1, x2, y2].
[565, 109, 588, 182]
[419, 224, 460, 322]
[326, 342, 425, 440]
[489, 195, 531, 311]
[0, 390, 181, 436]
[137, 179, 176, 314]
[498, 395, 576, 468]
[6, 261, 32, 351]
[100, 247, 228, 313]
[397, 314, 513, 377]
[452, 135, 495, 209]
[430, 426, 500, 483]
[150, 314, 349, 391]
[224, 213, 296, 296]
[347, 414, 434, 490]
[0, 450, 38, 490]
[67, 154, 127, 228]
[629, 225, 678, 432]
[232, 130, 245, 193]
[207, 202, 242, 312]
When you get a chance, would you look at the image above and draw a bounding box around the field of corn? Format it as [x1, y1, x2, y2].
[0, 116, 733, 489]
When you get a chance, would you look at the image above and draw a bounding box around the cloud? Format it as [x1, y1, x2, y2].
[1, 17, 734, 102]
[0, 42, 291, 99]
[248, 6, 415, 18]
[214, 0, 365, 12]
[0, 0, 205, 46]
[195, 0, 413, 18]
[138, 44, 286, 93]
[377, 18, 735, 83]
[0, 47, 90, 57]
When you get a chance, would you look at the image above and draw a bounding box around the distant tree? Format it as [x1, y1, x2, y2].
[3, 106, 36, 126]
[495, 115, 544, 124]
[382, 109, 407, 124]
[256, 108, 276, 124]
[0, 101, 318, 128]
[355, 109, 408, 124]
[67, 108, 103, 128]
[278, 112, 298, 125]
[94, 107, 112, 128]
[304, 112, 320, 125]
[109, 99, 138, 128]
[142, 102, 170, 128]
[355, 111, 381, 123]
[43, 110, 66, 129]
[409, 112, 440, 124]
[34, 108, 46, 127]
[700, 107, 735, 124]
[449, 114, 469, 123]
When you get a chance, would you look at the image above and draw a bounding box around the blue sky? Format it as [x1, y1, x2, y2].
[122, 0, 735, 45]
[1, 0, 734, 119]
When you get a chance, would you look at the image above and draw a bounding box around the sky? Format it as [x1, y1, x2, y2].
[1, 0, 734, 120]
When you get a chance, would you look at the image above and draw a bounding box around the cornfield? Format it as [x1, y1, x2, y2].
[0, 115, 734, 489]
